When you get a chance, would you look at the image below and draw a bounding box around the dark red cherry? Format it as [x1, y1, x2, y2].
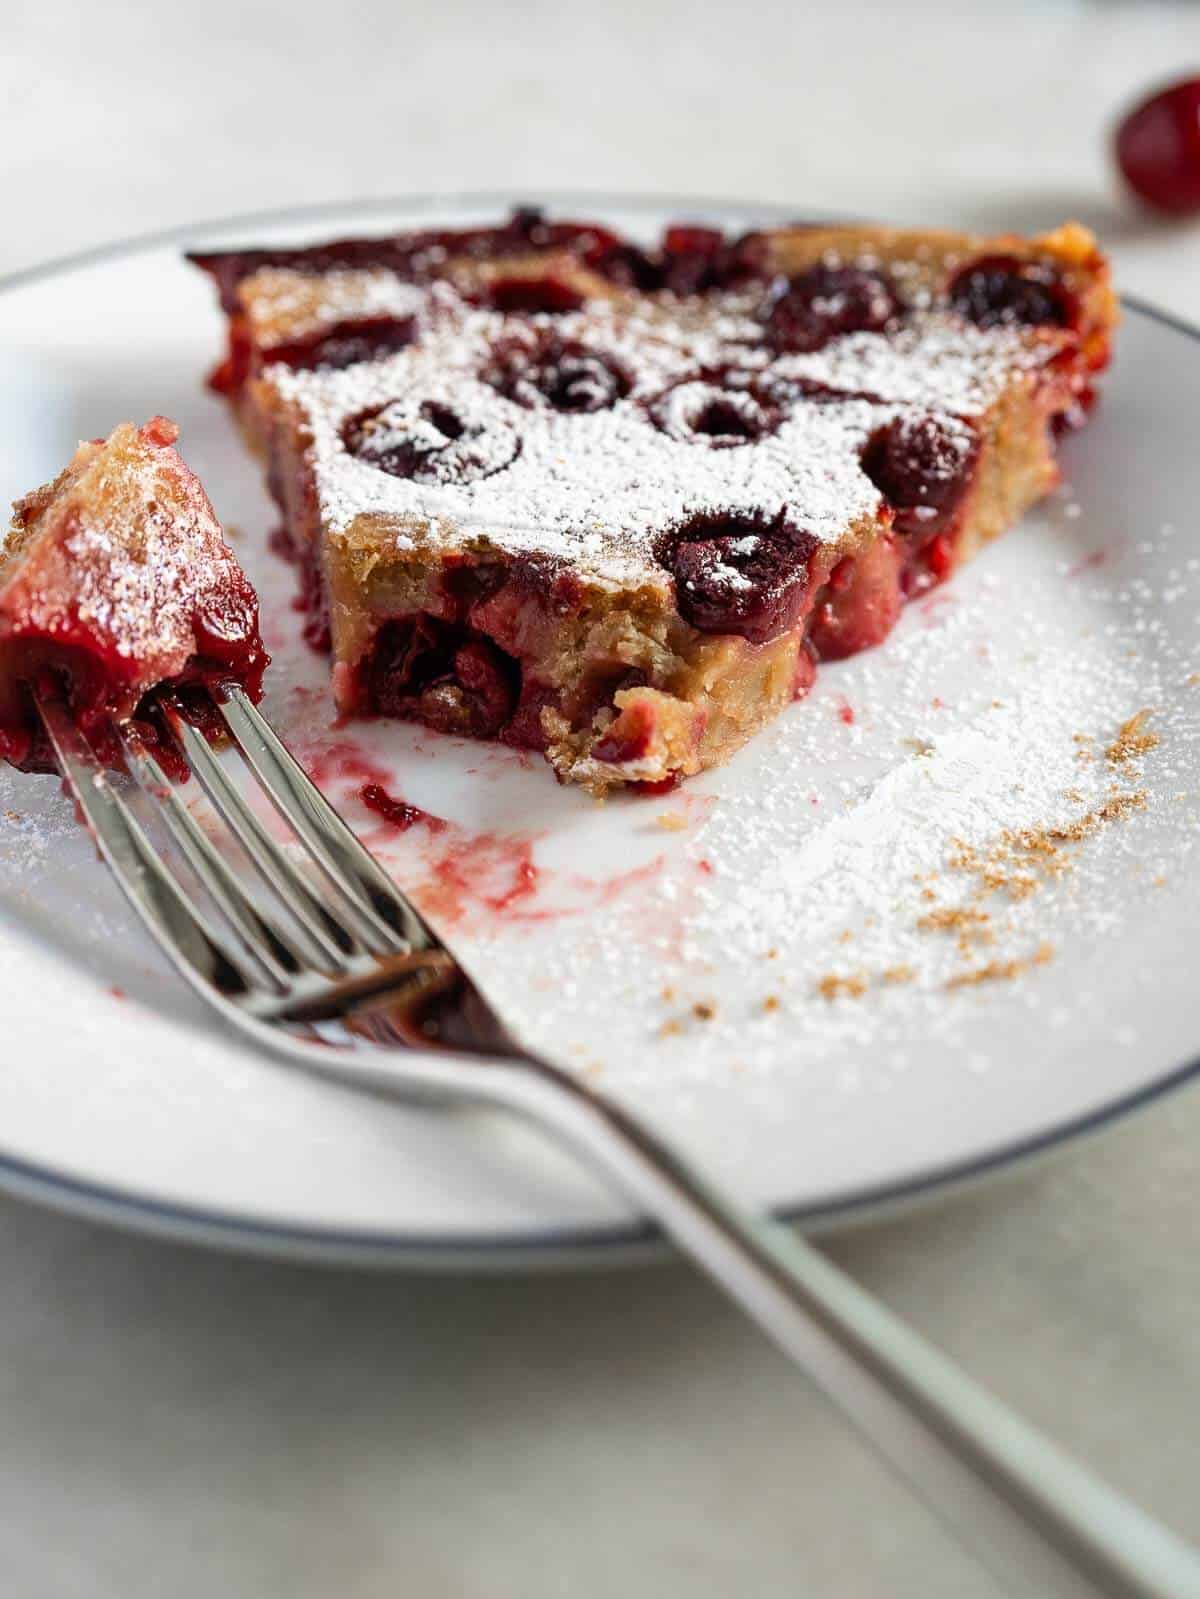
[482, 332, 630, 412]
[343, 400, 519, 485]
[266, 316, 417, 373]
[860, 415, 979, 539]
[661, 512, 819, 643]
[484, 276, 586, 313]
[948, 255, 1071, 329]
[367, 617, 519, 737]
[660, 225, 728, 294]
[648, 371, 778, 446]
[1115, 76, 1200, 215]
[762, 265, 899, 353]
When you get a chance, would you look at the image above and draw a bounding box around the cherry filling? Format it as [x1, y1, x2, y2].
[659, 225, 730, 295]
[648, 369, 779, 447]
[860, 414, 979, 540]
[659, 511, 820, 644]
[263, 316, 417, 373]
[761, 265, 900, 354]
[481, 275, 587, 314]
[948, 255, 1073, 329]
[366, 616, 520, 738]
[342, 400, 520, 486]
[481, 331, 630, 412]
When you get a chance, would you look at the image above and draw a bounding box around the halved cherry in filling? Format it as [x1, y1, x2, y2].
[648, 367, 779, 447]
[366, 615, 520, 738]
[482, 331, 630, 412]
[761, 264, 900, 354]
[659, 511, 820, 644]
[342, 400, 520, 486]
[948, 254, 1073, 329]
[264, 316, 417, 373]
[860, 414, 980, 541]
[482, 275, 587, 314]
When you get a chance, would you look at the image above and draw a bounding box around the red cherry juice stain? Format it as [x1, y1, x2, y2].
[569, 854, 665, 906]
[109, 985, 127, 1002]
[360, 782, 447, 835]
[1066, 548, 1107, 579]
[696, 857, 715, 876]
[417, 832, 544, 925]
[293, 728, 668, 929]
[300, 737, 393, 790]
[919, 588, 957, 627]
[836, 697, 855, 725]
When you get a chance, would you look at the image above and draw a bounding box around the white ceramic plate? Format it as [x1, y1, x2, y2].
[1, 194, 1198, 1267]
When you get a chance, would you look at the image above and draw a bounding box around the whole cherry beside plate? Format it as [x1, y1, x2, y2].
[1115, 74, 1200, 216]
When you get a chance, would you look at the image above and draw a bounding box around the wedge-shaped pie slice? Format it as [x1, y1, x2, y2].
[190, 210, 1116, 792]
[0, 417, 268, 773]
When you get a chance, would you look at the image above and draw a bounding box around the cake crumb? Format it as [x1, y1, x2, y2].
[655, 812, 688, 831]
[1106, 708, 1158, 766]
[762, 994, 781, 1013]
[658, 1018, 683, 1038]
[693, 1001, 716, 1021]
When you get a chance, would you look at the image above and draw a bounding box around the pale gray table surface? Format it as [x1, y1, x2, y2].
[1, 3, 1198, 1595]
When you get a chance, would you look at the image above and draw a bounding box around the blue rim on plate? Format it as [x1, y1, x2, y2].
[1, 194, 1197, 1268]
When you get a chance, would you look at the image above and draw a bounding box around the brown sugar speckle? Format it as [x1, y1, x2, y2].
[817, 973, 868, 1001]
[882, 964, 915, 985]
[946, 943, 1054, 992]
[917, 905, 990, 936]
[693, 1001, 716, 1021]
[1106, 709, 1158, 767]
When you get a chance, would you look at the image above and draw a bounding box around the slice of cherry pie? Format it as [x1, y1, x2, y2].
[0, 417, 268, 773]
[190, 210, 1116, 792]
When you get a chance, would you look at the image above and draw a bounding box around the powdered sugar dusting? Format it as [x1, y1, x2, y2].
[267, 286, 1041, 589]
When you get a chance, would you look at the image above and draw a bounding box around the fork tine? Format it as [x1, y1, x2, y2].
[118, 724, 308, 987]
[218, 688, 436, 955]
[34, 690, 267, 1006]
[160, 701, 367, 969]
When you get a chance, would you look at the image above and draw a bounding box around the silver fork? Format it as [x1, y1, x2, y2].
[33, 680, 1200, 1599]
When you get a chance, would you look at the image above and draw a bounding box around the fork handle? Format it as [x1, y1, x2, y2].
[497, 1059, 1200, 1599]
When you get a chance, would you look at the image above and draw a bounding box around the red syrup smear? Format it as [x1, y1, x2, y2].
[301, 737, 393, 791]
[1066, 548, 1108, 579]
[836, 698, 855, 725]
[360, 782, 447, 834]
[418, 832, 543, 925]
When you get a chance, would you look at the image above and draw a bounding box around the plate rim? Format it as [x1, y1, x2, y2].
[2, 191, 1198, 1268]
